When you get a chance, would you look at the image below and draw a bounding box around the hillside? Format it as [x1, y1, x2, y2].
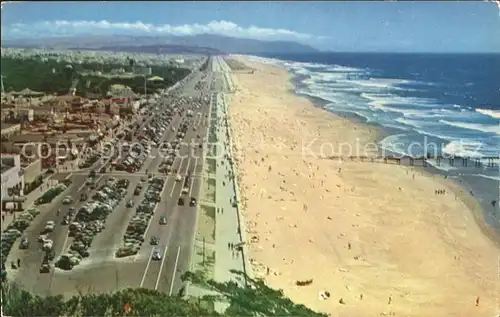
[3, 34, 319, 54]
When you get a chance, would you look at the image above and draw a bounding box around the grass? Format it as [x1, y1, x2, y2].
[222, 58, 248, 71]
[195, 204, 216, 244]
[205, 158, 216, 175]
[207, 144, 218, 157]
[208, 133, 218, 144]
[202, 179, 216, 204]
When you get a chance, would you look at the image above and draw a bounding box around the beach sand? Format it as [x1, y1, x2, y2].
[226, 56, 500, 317]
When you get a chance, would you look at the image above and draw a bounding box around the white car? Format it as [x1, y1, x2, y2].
[175, 174, 182, 182]
[44, 221, 55, 233]
[42, 239, 53, 251]
[152, 248, 162, 261]
[62, 196, 73, 205]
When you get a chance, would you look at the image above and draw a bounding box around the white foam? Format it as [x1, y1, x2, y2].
[442, 140, 486, 157]
[414, 129, 460, 141]
[439, 120, 500, 135]
[470, 174, 500, 181]
[425, 160, 458, 172]
[476, 108, 500, 119]
[361, 92, 436, 107]
[325, 65, 365, 72]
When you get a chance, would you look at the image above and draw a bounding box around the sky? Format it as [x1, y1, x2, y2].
[1, 1, 500, 53]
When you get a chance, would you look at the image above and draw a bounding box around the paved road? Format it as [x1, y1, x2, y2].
[139, 70, 210, 294]
[8, 60, 216, 296]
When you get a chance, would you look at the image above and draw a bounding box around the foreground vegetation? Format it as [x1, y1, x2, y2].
[2, 270, 326, 316]
[1, 56, 190, 97]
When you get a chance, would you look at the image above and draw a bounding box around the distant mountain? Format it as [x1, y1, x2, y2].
[3, 34, 319, 54]
[75, 44, 221, 55]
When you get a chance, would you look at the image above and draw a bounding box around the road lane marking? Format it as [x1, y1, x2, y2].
[154, 245, 169, 290]
[188, 157, 197, 196]
[140, 247, 156, 288]
[168, 246, 181, 296]
[169, 157, 183, 197]
[76, 174, 103, 194]
[143, 180, 168, 239]
[183, 157, 191, 175]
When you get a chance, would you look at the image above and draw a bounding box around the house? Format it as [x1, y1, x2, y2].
[1, 123, 21, 139]
[1, 154, 25, 210]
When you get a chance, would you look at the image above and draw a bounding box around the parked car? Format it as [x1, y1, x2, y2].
[159, 216, 167, 225]
[44, 221, 55, 233]
[126, 200, 134, 208]
[62, 196, 73, 205]
[40, 263, 50, 273]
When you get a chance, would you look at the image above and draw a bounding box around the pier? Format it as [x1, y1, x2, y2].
[323, 155, 499, 168]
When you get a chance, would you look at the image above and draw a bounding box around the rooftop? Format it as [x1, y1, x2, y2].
[1, 164, 13, 174]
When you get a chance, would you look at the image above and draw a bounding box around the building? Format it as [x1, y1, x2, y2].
[1, 123, 21, 139]
[17, 108, 34, 122]
[21, 158, 42, 188]
[1, 154, 25, 210]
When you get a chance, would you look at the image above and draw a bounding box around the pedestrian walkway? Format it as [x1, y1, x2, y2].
[213, 89, 251, 286]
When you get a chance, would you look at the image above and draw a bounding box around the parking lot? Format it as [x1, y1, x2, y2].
[4, 62, 219, 297]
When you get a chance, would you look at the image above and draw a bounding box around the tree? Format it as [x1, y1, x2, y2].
[2, 271, 326, 317]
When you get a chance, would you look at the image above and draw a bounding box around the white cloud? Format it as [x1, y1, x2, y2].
[5, 19, 326, 41]
[485, 0, 500, 17]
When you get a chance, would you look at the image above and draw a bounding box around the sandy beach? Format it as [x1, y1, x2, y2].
[226, 56, 500, 317]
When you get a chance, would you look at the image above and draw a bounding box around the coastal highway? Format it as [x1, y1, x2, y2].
[138, 75, 210, 294]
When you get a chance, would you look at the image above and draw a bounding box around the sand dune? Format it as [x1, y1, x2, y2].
[227, 56, 499, 317]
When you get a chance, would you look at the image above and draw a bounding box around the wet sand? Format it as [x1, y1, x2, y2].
[226, 56, 500, 317]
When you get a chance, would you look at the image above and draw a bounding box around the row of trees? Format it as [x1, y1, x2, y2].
[1, 56, 191, 97]
[2, 270, 327, 316]
[77, 65, 190, 97]
[1, 57, 75, 94]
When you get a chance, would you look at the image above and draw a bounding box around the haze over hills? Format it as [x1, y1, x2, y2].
[2, 34, 319, 54]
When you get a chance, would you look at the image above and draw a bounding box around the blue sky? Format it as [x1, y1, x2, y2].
[2, 1, 500, 53]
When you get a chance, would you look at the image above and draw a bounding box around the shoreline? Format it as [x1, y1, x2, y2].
[287, 66, 500, 248]
[228, 55, 500, 317]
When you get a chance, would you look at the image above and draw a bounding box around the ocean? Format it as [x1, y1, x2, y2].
[249, 52, 500, 235]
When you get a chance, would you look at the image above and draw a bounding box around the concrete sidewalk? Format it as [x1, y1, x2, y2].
[1, 179, 59, 232]
[213, 90, 251, 286]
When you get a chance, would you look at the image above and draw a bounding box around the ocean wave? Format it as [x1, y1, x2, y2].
[307, 72, 349, 82]
[413, 129, 460, 141]
[439, 120, 500, 135]
[476, 108, 500, 119]
[442, 140, 486, 157]
[260, 55, 498, 161]
[361, 92, 436, 108]
[378, 134, 410, 156]
[324, 65, 365, 72]
[425, 160, 458, 172]
[469, 174, 500, 181]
